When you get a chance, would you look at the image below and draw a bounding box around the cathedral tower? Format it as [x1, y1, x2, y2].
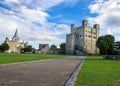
[5, 29, 26, 53]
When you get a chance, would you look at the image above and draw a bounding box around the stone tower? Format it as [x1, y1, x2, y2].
[5, 29, 27, 53]
[66, 20, 99, 55]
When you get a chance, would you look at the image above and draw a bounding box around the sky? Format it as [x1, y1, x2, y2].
[0, 0, 120, 48]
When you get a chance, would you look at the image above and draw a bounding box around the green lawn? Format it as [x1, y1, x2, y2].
[0, 53, 68, 64]
[76, 56, 120, 86]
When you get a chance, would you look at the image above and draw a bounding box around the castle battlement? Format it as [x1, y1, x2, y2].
[66, 20, 99, 55]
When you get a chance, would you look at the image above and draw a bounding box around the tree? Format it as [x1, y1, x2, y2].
[60, 43, 66, 50]
[0, 45, 2, 52]
[23, 45, 33, 53]
[96, 35, 115, 55]
[105, 35, 115, 54]
[60, 43, 66, 54]
[96, 36, 107, 54]
[50, 44, 57, 49]
[0, 43, 9, 52]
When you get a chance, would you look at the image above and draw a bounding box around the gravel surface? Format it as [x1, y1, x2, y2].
[0, 56, 84, 86]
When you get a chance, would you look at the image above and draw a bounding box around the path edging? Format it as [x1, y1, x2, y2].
[65, 57, 85, 86]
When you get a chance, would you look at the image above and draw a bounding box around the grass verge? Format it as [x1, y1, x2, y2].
[0, 53, 68, 64]
[76, 56, 120, 86]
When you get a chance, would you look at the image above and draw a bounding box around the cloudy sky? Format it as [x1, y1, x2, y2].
[0, 0, 120, 48]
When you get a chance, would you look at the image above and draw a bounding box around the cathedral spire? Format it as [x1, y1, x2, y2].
[12, 29, 19, 40]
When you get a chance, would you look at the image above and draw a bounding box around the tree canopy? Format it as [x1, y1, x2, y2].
[23, 45, 33, 53]
[96, 35, 115, 55]
[60, 43, 66, 50]
[50, 44, 57, 49]
[59, 43, 66, 54]
[0, 42, 9, 52]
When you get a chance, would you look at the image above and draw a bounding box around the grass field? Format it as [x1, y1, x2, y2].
[76, 56, 120, 86]
[0, 53, 68, 64]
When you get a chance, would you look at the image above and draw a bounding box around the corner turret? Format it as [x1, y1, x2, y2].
[82, 20, 88, 27]
[71, 24, 76, 33]
[93, 24, 100, 29]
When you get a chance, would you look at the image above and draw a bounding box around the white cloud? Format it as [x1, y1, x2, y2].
[0, 0, 77, 48]
[3, 0, 79, 11]
[20, 6, 49, 25]
[5, 0, 19, 3]
[88, 0, 120, 41]
[0, 12, 69, 47]
[19, 0, 64, 10]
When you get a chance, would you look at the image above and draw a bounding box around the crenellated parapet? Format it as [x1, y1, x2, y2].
[66, 20, 100, 55]
[93, 24, 100, 29]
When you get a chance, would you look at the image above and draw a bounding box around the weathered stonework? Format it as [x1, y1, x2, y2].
[35, 44, 49, 54]
[66, 20, 99, 55]
[5, 29, 27, 53]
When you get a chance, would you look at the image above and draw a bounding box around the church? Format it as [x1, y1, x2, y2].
[5, 29, 27, 53]
[66, 20, 99, 55]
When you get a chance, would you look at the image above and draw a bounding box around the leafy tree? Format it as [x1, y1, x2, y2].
[0, 45, 2, 52]
[50, 44, 57, 49]
[60, 43, 66, 50]
[23, 45, 33, 52]
[105, 35, 115, 54]
[0, 43, 9, 52]
[60, 43, 66, 54]
[96, 35, 115, 55]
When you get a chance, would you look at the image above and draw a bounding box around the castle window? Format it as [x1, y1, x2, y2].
[86, 35, 87, 37]
[93, 36, 96, 39]
[88, 35, 91, 38]
[80, 35, 81, 37]
[93, 32, 96, 34]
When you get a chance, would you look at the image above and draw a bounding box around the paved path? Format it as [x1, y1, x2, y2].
[0, 56, 85, 86]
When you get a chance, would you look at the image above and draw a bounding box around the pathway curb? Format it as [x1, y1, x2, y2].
[65, 57, 86, 86]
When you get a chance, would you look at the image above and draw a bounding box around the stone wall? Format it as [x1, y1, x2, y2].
[66, 34, 75, 54]
[66, 20, 100, 55]
[5, 38, 26, 53]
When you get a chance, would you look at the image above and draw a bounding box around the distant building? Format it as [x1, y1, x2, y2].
[5, 29, 27, 53]
[114, 42, 120, 54]
[35, 44, 62, 54]
[35, 44, 49, 54]
[49, 48, 62, 54]
[66, 20, 99, 55]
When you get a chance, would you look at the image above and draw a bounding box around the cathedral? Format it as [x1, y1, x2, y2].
[5, 29, 27, 53]
[66, 20, 99, 55]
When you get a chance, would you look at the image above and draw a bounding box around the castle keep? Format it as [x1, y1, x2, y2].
[5, 29, 27, 53]
[66, 20, 99, 55]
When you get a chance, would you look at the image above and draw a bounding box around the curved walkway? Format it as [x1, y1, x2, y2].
[0, 56, 85, 86]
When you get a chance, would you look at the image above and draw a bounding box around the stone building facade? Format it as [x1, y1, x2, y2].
[35, 44, 49, 54]
[5, 29, 27, 53]
[66, 20, 99, 55]
[35, 44, 62, 54]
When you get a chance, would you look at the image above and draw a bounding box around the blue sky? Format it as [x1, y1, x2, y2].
[0, 0, 120, 48]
